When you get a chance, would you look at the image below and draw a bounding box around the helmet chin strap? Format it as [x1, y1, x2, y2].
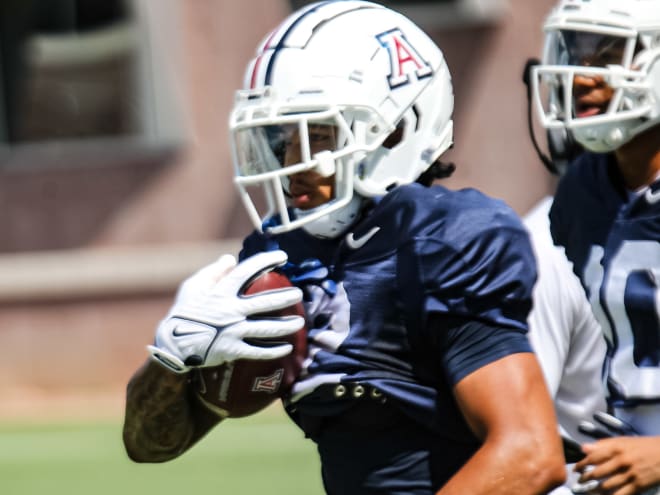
[297, 195, 365, 239]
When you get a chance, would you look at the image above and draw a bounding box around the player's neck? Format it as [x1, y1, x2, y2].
[614, 125, 660, 190]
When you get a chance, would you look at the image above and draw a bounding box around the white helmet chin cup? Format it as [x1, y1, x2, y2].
[230, 1, 454, 238]
[572, 122, 628, 153]
[297, 195, 365, 240]
[531, 0, 660, 153]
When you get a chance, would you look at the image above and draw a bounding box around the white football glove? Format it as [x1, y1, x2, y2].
[148, 250, 305, 374]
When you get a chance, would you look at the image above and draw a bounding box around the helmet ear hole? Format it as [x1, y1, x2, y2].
[382, 120, 406, 149]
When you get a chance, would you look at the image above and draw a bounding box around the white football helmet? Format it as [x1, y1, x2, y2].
[229, 1, 454, 238]
[531, 0, 660, 153]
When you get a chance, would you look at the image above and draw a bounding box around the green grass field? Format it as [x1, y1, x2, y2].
[0, 407, 325, 495]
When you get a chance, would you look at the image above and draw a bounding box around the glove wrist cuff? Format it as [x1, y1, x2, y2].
[147, 345, 191, 374]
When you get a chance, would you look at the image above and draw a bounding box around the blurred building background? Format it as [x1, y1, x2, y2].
[0, 0, 557, 420]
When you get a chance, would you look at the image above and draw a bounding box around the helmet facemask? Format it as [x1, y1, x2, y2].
[231, 88, 391, 237]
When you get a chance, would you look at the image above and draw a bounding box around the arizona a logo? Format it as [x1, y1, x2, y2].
[252, 368, 284, 393]
[376, 28, 433, 88]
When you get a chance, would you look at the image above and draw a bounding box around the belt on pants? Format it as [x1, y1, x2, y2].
[289, 383, 402, 441]
[310, 382, 388, 403]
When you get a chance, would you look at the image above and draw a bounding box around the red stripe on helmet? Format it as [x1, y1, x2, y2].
[249, 30, 278, 89]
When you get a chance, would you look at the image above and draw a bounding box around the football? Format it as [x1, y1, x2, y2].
[193, 270, 307, 418]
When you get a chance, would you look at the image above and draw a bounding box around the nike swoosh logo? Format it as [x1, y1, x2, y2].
[345, 226, 381, 250]
[172, 325, 208, 337]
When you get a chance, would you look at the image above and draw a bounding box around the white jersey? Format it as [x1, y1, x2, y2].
[524, 197, 608, 494]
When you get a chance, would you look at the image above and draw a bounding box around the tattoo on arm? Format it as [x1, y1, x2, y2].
[123, 361, 220, 462]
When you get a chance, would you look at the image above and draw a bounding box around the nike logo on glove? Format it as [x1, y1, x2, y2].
[172, 324, 210, 337]
[345, 226, 381, 250]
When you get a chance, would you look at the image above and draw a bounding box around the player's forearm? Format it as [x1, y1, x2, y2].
[122, 360, 197, 463]
[443, 353, 567, 494]
[436, 434, 566, 495]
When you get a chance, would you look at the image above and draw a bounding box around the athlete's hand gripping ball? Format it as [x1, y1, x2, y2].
[148, 250, 304, 374]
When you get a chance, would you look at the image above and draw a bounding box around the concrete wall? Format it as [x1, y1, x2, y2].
[0, 0, 558, 419]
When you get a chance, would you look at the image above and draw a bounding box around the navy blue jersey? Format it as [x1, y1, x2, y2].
[550, 152, 626, 284]
[551, 152, 660, 424]
[240, 182, 536, 438]
[240, 184, 536, 438]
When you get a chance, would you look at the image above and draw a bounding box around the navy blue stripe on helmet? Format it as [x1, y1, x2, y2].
[264, 2, 333, 85]
[263, 1, 377, 86]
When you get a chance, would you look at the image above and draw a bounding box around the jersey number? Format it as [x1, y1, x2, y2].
[584, 240, 660, 400]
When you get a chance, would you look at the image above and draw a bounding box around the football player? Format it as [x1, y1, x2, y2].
[123, 2, 566, 493]
[529, 0, 660, 493]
